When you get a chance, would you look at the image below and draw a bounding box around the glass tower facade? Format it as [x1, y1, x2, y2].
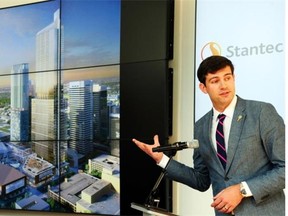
[31, 9, 66, 164]
[10, 63, 30, 142]
[68, 80, 93, 156]
[93, 84, 109, 142]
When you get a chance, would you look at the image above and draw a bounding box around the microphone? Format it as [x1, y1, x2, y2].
[152, 140, 199, 152]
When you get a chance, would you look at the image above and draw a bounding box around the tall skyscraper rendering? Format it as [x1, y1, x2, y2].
[93, 84, 109, 142]
[10, 63, 30, 142]
[31, 9, 66, 164]
[69, 80, 94, 157]
[35, 9, 60, 98]
[109, 108, 120, 157]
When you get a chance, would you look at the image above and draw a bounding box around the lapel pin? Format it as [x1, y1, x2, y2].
[237, 115, 243, 122]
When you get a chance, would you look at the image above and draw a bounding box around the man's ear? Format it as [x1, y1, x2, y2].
[199, 83, 207, 94]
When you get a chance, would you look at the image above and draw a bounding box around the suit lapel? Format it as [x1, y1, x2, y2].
[226, 97, 246, 172]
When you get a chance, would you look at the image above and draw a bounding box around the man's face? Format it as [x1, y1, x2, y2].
[199, 65, 235, 112]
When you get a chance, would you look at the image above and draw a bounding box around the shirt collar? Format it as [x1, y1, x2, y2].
[213, 95, 237, 120]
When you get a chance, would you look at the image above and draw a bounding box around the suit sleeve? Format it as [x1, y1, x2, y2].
[246, 103, 285, 204]
[164, 148, 211, 192]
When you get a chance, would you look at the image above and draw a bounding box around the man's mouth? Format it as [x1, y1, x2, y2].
[220, 91, 230, 97]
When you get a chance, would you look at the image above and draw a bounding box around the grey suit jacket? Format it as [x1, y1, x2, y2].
[165, 96, 285, 216]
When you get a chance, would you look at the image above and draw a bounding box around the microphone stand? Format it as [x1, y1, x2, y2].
[145, 150, 176, 208]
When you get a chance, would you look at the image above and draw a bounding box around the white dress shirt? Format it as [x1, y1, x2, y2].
[211, 95, 237, 151]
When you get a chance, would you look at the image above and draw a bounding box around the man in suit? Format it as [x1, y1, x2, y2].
[132, 55, 285, 215]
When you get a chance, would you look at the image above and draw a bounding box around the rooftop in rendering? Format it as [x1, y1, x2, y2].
[15, 195, 50, 211]
[0, 163, 25, 186]
[23, 155, 54, 176]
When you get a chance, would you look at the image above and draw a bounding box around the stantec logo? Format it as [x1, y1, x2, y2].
[200, 41, 283, 60]
[201, 42, 222, 60]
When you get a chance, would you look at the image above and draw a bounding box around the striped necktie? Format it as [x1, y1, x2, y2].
[216, 114, 227, 169]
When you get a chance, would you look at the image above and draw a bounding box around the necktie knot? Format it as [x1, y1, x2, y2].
[218, 114, 226, 123]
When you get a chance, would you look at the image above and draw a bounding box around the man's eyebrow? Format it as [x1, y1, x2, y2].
[224, 72, 233, 76]
[207, 72, 233, 82]
[207, 76, 219, 82]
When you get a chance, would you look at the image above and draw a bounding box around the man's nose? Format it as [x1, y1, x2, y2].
[219, 80, 227, 88]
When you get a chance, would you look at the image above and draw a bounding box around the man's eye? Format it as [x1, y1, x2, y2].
[224, 76, 231, 81]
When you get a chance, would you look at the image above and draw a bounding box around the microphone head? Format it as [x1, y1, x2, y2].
[186, 140, 199, 149]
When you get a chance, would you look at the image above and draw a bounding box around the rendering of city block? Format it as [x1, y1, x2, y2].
[0, 0, 120, 214]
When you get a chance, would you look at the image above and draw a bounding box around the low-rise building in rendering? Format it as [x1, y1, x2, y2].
[88, 154, 120, 192]
[15, 195, 50, 211]
[48, 172, 119, 214]
[0, 164, 26, 198]
[22, 155, 55, 187]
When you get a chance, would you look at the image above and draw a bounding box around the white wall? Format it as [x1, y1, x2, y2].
[170, 0, 286, 216]
[195, 0, 285, 121]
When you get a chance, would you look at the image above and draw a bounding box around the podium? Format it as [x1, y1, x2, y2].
[131, 203, 178, 216]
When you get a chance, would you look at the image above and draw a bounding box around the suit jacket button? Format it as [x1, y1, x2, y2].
[224, 176, 229, 181]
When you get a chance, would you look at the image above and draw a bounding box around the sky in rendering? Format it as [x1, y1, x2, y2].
[0, 0, 120, 86]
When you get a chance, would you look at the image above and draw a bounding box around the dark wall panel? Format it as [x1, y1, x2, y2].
[120, 0, 173, 63]
[120, 60, 171, 215]
[120, 0, 173, 213]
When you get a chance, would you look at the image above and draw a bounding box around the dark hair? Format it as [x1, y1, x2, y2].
[197, 55, 234, 85]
